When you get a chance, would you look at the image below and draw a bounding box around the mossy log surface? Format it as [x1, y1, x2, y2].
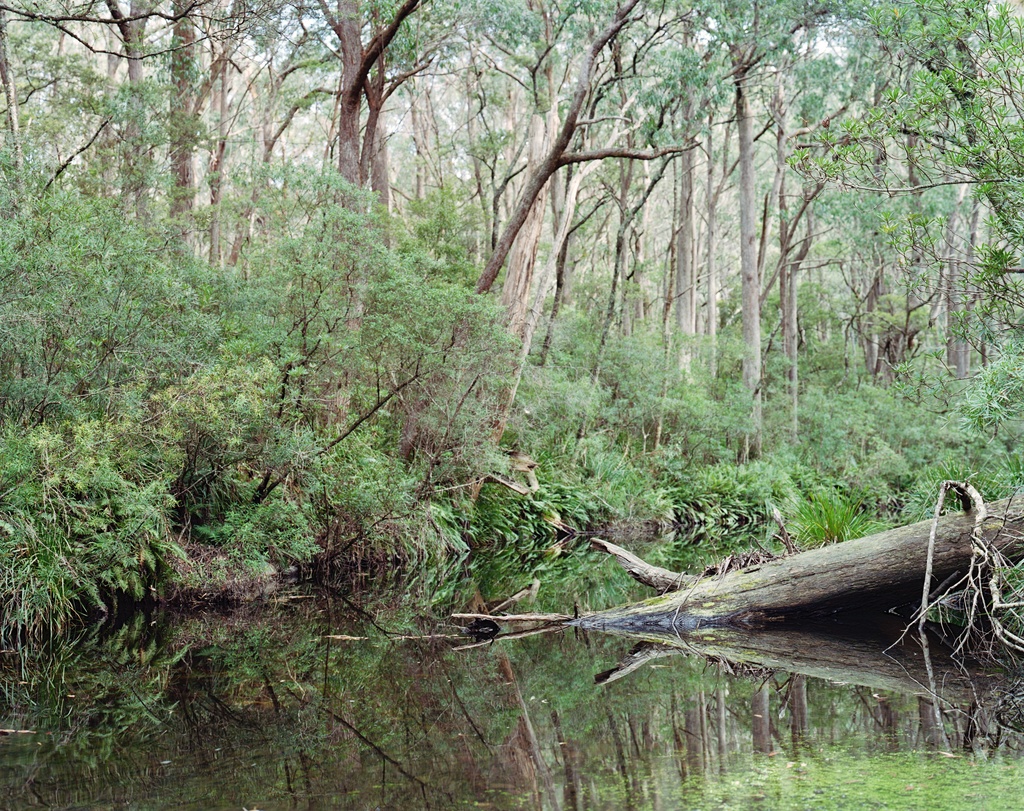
[578, 498, 1024, 631]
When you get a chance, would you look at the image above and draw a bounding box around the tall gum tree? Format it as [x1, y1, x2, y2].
[315, 0, 426, 205]
[703, 0, 839, 458]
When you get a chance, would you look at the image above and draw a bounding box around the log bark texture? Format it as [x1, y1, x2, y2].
[581, 498, 1024, 630]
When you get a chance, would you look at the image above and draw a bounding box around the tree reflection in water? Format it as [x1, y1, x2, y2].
[1, 601, 1022, 810]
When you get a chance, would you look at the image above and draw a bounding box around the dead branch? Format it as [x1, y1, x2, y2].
[589, 538, 697, 593]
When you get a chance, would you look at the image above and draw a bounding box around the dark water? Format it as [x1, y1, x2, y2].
[1, 595, 1023, 810]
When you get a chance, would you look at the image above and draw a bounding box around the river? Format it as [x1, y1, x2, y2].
[1, 584, 1021, 810]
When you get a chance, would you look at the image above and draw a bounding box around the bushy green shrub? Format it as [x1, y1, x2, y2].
[0, 189, 221, 425]
[668, 461, 798, 531]
[900, 454, 1011, 523]
[0, 423, 179, 634]
[786, 490, 888, 546]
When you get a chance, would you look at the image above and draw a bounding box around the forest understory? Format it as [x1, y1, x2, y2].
[1, 0, 1024, 645]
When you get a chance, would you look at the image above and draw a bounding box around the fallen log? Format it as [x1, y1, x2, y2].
[580, 497, 1024, 630]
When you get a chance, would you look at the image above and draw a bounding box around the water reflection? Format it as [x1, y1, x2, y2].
[1, 600, 1023, 810]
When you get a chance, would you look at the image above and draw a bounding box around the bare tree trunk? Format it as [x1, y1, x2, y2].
[324, 0, 419, 200]
[735, 63, 761, 458]
[592, 157, 672, 383]
[362, 62, 391, 210]
[863, 267, 882, 378]
[552, 710, 580, 811]
[918, 696, 945, 749]
[962, 197, 981, 378]
[781, 256, 799, 441]
[106, 0, 152, 216]
[716, 680, 728, 773]
[790, 675, 808, 746]
[0, 8, 23, 176]
[475, 0, 642, 294]
[413, 87, 428, 201]
[208, 55, 230, 265]
[675, 146, 697, 368]
[584, 498, 1024, 628]
[946, 186, 971, 379]
[334, 0, 363, 187]
[502, 113, 551, 339]
[684, 698, 705, 774]
[752, 687, 771, 754]
[370, 105, 391, 210]
[169, 0, 197, 218]
[705, 122, 720, 377]
[539, 219, 573, 366]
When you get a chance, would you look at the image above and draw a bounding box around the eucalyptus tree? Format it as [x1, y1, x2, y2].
[0, 7, 21, 174]
[806, 0, 1024, 428]
[686, 0, 855, 457]
[472, 0, 695, 302]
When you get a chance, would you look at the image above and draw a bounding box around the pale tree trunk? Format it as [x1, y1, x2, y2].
[465, 76, 489, 260]
[501, 113, 552, 339]
[776, 122, 797, 441]
[539, 227, 574, 366]
[322, 0, 419, 203]
[961, 197, 982, 378]
[105, 0, 152, 216]
[918, 696, 947, 749]
[675, 146, 697, 369]
[475, 0, 642, 294]
[764, 75, 820, 441]
[412, 88, 428, 201]
[790, 675, 808, 746]
[752, 687, 771, 754]
[632, 169, 651, 326]
[208, 55, 230, 265]
[945, 185, 971, 379]
[334, 0, 363, 188]
[781, 252, 800, 441]
[863, 266, 882, 379]
[362, 63, 391, 210]
[735, 64, 762, 458]
[169, 0, 197, 219]
[716, 681, 728, 772]
[705, 122, 719, 377]
[863, 82, 886, 380]
[684, 698, 705, 774]
[369, 105, 391, 210]
[778, 196, 815, 443]
[539, 157, 579, 366]
[495, 151, 591, 443]
[583, 498, 1024, 627]
[0, 8, 23, 177]
[592, 157, 672, 383]
[653, 185, 678, 453]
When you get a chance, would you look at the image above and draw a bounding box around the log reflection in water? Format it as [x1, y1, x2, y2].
[588, 613, 1003, 708]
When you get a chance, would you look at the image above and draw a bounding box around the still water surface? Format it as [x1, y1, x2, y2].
[1, 594, 1023, 810]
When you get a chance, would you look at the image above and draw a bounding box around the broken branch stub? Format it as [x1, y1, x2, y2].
[589, 538, 698, 593]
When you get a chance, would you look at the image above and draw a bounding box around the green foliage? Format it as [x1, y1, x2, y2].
[900, 453, 1012, 523]
[960, 344, 1024, 434]
[669, 461, 797, 533]
[0, 422, 179, 634]
[0, 185, 220, 424]
[0, 176, 520, 631]
[786, 490, 888, 546]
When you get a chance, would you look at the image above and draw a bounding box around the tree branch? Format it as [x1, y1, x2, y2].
[558, 142, 694, 166]
[475, 0, 641, 294]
